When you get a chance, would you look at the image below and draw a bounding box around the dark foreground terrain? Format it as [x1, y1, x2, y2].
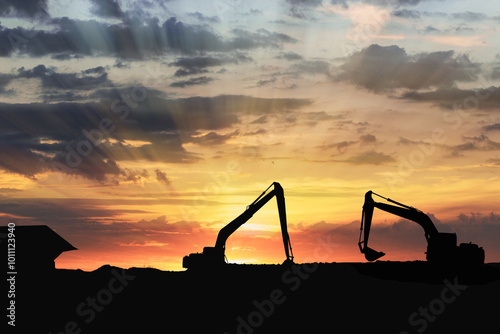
[10, 262, 500, 333]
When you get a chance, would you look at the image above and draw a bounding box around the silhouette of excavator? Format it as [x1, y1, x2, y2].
[358, 191, 485, 266]
[183, 182, 294, 269]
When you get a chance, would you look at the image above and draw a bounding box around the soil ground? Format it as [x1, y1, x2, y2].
[11, 262, 500, 333]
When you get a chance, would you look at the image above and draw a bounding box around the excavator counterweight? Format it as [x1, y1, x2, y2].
[358, 191, 485, 266]
[183, 182, 294, 270]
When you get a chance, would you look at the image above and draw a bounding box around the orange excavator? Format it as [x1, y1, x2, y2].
[358, 191, 485, 266]
[183, 182, 294, 269]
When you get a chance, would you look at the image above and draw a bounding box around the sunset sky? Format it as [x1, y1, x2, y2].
[1, 0, 500, 271]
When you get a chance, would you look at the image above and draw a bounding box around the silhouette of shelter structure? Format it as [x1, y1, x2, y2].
[1, 225, 77, 272]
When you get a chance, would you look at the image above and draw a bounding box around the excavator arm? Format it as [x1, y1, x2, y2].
[358, 191, 386, 261]
[214, 182, 293, 261]
[359, 191, 439, 261]
[183, 182, 294, 269]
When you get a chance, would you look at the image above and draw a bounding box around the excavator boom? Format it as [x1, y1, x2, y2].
[214, 182, 292, 260]
[359, 191, 438, 261]
[183, 182, 294, 269]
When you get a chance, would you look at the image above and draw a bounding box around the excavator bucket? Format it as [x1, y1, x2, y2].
[363, 247, 385, 262]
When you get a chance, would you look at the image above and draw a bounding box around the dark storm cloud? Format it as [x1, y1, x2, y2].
[252, 77, 276, 88]
[0, 198, 126, 222]
[0, 64, 112, 101]
[392, 9, 421, 19]
[170, 76, 214, 87]
[423, 26, 439, 34]
[0, 135, 127, 181]
[332, 120, 370, 133]
[0, 16, 298, 59]
[0, 0, 49, 19]
[401, 86, 500, 109]
[345, 150, 394, 165]
[169, 53, 253, 69]
[317, 134, 378, 155]
[422, 24, 478, 35]
[0, 203, 209, 261]
[169, 53, 253, 77]
[276, 51, 303, 61]
[89, 0, 123, 18]
[397, 134, 500, 159]
[51, 53, 85, 61]
[335, 44, 481, 92]
[304, 111, 337, 122]
[286, 0, 323, 19]
[187, 11, 220, 24]
[170, 56, 228, 68]
[359, 133, 377, 144]
[173, 68, 208, 77]
[251, 115, 268, 124]
[0, 96, 195, 179]
[393, 10, 490, 21]
[16, 64, 111, 90]
[367, 0, 430, 6]
[449, 135, 500, 156]
[228, 28, 297, 49]
[187, 130, 240, 146]
[0, 86, 312, 179]
[155, 169, 171, 185]
[451, 11, 487, 21]
[318, 140, 358, 153]
[88, 93, 312, 133]
[482, 123, 500, 132]
[0, 100, 139, 180]
[0, 94, 312, 180]
[287, 0, 323, 5]
[0, 199, 203, 250]
[0, 73, 15, 94]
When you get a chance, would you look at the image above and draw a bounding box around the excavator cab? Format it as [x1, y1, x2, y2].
[426, 232, 457, 263]
[427, 233, 485, 266]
